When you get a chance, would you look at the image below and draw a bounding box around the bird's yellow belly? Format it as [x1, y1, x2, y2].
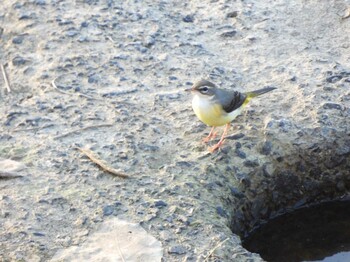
[192, 95, 241, 127]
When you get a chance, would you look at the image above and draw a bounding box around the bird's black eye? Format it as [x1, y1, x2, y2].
[199, 86, 209, 93]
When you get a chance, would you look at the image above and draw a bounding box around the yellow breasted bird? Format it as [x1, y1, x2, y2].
[186, 80, 276, 152]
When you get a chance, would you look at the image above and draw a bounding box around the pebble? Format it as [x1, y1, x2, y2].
[290, 76, 297, 81]
[102, 205, 114, 216]
[322, 102, 342, 110]
[235, 149, 246, 159]
[2, 1, 349, 261]
[34, 0, 46, 5]
[183, 15, 194, 23]
[230, 187, 245, 199]
[12, 56, 29, 66]
[168, 245, 187, 255]
[144, 36, 156, 48]
[326, 75, 342, 83]
[243, 160, 259, 168]
[12, 35, 24, 44]
[154, 200, 167, 208]
[261, 141, 272, 155]
[216, 206, 228, 217]
[18, 13, 35, 20]
[33, 232, 45, 237]
[138, 143, 159, 152]
[66, 30, 79, 37]
[221, 30, 237, 38]
[227, 11, 238, 18]
[88, 75, 99, 83]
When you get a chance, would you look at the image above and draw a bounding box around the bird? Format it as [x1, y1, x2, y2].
[186, 79, 276, 152]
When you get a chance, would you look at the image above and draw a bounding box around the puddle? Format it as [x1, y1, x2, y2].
[242, 201, 350, 262]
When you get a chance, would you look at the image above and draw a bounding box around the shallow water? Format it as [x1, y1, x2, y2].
[242, 201, 350, 262]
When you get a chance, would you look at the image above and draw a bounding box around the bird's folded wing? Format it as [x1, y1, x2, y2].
[217, 89, 247, 113]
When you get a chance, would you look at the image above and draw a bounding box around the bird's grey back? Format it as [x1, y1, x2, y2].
[215, 88, 247, 113]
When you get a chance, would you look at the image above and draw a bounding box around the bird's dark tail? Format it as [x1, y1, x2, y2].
[246, 86, 277, 98]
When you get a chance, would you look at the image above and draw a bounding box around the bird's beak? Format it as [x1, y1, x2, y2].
[185, 87, 193, 92]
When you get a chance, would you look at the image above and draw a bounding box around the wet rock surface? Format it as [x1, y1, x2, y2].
[0, 0, 349, 261]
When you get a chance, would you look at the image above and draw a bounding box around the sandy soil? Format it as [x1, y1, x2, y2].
[1, 0, 349, 261]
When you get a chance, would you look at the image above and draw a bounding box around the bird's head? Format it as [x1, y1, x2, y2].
[185, 80, 217, 97]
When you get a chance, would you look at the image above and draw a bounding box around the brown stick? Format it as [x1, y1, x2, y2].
[1, 64, 11, 93]
[76, 147, 129, 178]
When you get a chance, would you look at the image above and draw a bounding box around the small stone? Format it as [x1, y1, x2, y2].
[216, 206, 227, 217]
[235, 149, 246, 159]
[154, 200, 167, 208]
[19, 13, 34, 20]
[117, 151, 128, 159]
[322, 102, 342, 110]
[138, 143, 159, 152]
[227, 11, 238, 18]
[230, 187, 245, 199]
[81, 21, 89, 27]
[66, 30, 79, 37]
[34, 0, 46, 5]
[12, 35, 24, 44]
[336, 180, 345, 191]
[168, 245, 187, 255]
[261, 141, 272, 155]
[160, 230, 173, 242]
[78, 36, 88, 42]
[33, 232, 45, 237]
[325, 156, 345, 169]
[175, 161, 192, 167]
[326, 75, 342, 83]
[58, 19, 73, 26]
[244, 160, 259, 167]
[88, 75, 99, 83]
[183, 15, 194, 23]
[0, 159, 26, 178]
[12, 56, 28, 66]
[177, 215, 190, 225]
[221, 30, 237, 38]
[290, 76, 297, 82]
[103, 205, 114, 216]
[144, 36, 155, 48]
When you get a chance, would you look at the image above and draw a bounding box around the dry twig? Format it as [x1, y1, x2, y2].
[1, 64, 11, 93]
[53, 123, 113, 140]
[0, 172, 22, 178]
[13, 124, 54, 132]
[203, 238, 229, 262]
[76, 147, 129, 178]
[51, 77, 97, 100]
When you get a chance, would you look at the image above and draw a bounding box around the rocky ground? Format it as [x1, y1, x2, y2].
[0, 0, 349, 261]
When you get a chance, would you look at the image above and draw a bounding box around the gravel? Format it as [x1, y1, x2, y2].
[0, 0, 349, 261]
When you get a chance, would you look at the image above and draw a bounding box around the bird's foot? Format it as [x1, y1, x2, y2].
[202, 132, 217, 143]
[208, 140, 225, 153]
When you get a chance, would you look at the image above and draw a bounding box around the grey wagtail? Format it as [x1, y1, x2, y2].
[186, 80, 276, 152]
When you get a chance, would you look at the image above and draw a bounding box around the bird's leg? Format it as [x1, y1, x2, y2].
[202, 126, 217, 143]
[209, 123, 230, 153]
